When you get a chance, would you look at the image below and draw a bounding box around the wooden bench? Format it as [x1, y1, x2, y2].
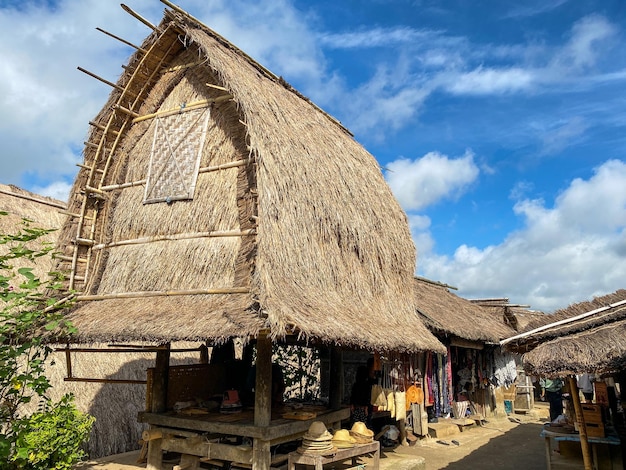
[287, 441, 379, 470]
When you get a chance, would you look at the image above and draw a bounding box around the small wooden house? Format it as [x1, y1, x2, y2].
[52, 3, 445, 469]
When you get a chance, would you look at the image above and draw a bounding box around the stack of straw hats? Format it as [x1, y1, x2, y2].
[349, 421, 374, 444]
[332, 429, 357, 449]
[297, 421, 336, 455]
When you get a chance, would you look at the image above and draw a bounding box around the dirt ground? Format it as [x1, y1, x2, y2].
[78, 405, 551, 469]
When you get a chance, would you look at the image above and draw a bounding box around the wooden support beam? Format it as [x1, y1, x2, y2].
[254, 330, 272, 427]
[329, 346, 343, 410]
[74, 237, 95, 246]
[569, 376, 593, 470]
[96, 27, 147, 53]
[55, 254, 87, 263]
[151, 344, 170, 413]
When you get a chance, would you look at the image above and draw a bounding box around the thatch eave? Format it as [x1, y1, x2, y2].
[522, 317, 626, 377]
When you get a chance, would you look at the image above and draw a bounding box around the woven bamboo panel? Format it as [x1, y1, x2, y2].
[144, 108, 210, 204]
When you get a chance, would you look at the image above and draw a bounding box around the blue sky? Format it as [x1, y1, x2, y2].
[1, 0, 625, 312]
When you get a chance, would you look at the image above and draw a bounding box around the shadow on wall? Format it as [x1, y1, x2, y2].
[44, 345, 200, 459]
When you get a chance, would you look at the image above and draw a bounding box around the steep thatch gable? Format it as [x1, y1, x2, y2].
[501, 289, 626, 376]
[414, 277, 516, 344]
[54, 7, 444, 353]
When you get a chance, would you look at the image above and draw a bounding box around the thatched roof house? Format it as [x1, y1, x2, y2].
[414, 277, 516, 345]
[501, 290, 626, 376]
[54, 5, 444, 354]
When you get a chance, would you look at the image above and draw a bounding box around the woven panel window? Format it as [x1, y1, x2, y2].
[143, 107, 211, 204]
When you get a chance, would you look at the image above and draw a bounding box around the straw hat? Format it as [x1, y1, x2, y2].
[349, 421, 374, 443]
[332, 429, 356, 448]
[350, 421, 374, 438]
[303, 421, 333, 442]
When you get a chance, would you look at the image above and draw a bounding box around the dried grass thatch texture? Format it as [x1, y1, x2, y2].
[414, 278, 516, 343]
[54, 11, 444, 353]
[522, 315, 626, 377]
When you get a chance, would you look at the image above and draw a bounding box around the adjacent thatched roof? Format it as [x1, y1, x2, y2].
[469, 298, 545, 332]
[53, 7, 444, 353]
[0, 184, 66, 279]
[500, 290, 626, 376]
[414, 277, 516, 344]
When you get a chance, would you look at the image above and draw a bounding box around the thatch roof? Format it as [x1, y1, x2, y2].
[53, 6, 444, 354]
[500, 289, 626, 376]
[0, 183, 66, 279]
[414, 277, 516, 344]
[469, 298, 545, 332]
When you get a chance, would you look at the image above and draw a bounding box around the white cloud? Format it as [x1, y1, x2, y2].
[560, 14, 617, 70]
[32, 181, 72, 203]
[444, 66, 536, 95]
[385, 150, 479, 211]
[418, 159, 626, 312]
[538, 116, 589, 155]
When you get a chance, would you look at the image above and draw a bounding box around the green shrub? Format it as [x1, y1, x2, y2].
[10, 394, 95, 470]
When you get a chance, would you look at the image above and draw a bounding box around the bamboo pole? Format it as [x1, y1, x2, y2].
[76, 163, 104, 173]
[77, 66, 125, 92]
[55, 254, 87, 263]
[101, 180, 147, 191]
[198, 158, 253, 174]
[164, 59, 206, 73]
[115, 104, 141, 118]
[98, 158, 253, 192]
[76, 287, 250, 301]
[120, 3, 157, 31]
[92, 228, 256, 251]
[64, 377, 147, 385]
[206, 83, 229, 91]
[131, 95, 232, 123]
[96, 27, 147, 53]
[89, 121, 120, 136]
[568, 376, 593, 470]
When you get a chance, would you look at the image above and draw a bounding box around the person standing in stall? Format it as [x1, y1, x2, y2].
[540, 376, 564, 421]
[350, 365, 373, 427]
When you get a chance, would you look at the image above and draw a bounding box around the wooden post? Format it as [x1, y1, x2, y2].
[199, 344, 209, 364]
[151, 344, 171, 413]
[329, 346, 343, 410]
[147, 344, 170, 470]
[568, 375, 593, 470]
[253, 331, 272, 470]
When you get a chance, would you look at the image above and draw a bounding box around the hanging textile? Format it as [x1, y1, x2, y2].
[492, 348, 517, 387]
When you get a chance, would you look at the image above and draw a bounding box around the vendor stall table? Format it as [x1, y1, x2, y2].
[287, 441, 380, 470]
[139, 405, 350, 469]
[541, 427, 621, 470]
